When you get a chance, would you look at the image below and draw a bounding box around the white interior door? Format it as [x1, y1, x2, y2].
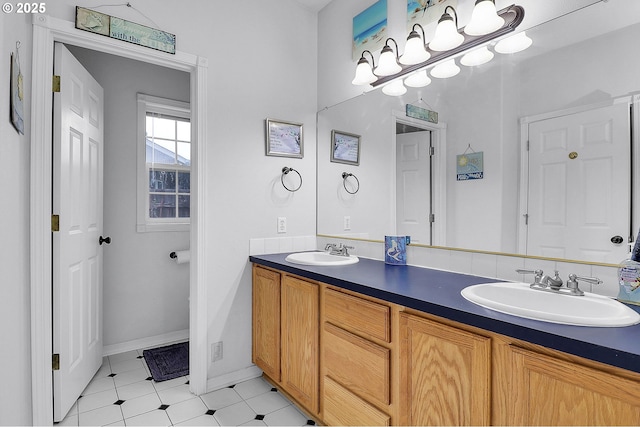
[527, 102, 630, 263]
[396, 131, 431, 244]
[53, 43, 105, 422]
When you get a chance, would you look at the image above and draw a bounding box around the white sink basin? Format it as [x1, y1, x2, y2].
[461, 282, 640, 327]
[285, 251, 359, 266]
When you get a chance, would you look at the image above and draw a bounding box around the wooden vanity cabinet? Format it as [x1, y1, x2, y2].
[251, 266, 319, 415]
[321, 287, 395, 426]
[495, 342, 640, 426]
[399, 313, 491, 426]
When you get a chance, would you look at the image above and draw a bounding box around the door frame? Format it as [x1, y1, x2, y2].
[392, 110, 447, 246]
[517, 95, 636, 256]
[30, 14, 209, 425]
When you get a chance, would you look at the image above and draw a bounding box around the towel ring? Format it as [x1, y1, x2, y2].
[342, 172, 360, 194]
[281, 167, 302, 192]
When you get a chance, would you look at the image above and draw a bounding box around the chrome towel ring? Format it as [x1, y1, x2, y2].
[342, 172, 360, 194]
[281, 167, 302, 192]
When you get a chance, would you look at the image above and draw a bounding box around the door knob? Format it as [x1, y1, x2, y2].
[611, 235, 624, 245]
[99, 236, 111, 245]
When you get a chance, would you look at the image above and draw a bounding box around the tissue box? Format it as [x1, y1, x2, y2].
[385, 236, 410, 265]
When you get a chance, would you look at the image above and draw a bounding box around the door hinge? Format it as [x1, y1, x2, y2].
[523, 213, 529, 225]
[52, 75, 60, 92]
[430, 146, 435, 156]
[429, 213, 435, 223]
[51, 214, 60, 232]
[52, 353, 60, 371]
[526, 140, 530, 151]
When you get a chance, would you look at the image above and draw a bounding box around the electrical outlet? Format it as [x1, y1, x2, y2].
[212, 341, 223, 362]
[344, 216, 351, 231]
[277, 217, 287, 233]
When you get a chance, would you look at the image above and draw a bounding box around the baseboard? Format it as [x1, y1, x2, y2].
[206, 365, 263, 393]
[103, 329, 190, 356]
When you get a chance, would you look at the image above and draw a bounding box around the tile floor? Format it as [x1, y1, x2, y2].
[56, 346, 315, 426]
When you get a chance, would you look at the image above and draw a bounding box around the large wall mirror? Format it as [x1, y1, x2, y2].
[317, 0, 640, 265]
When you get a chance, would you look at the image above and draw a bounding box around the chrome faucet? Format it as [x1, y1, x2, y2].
[324, 243, 354, 257]
[516, 268, 601, 296]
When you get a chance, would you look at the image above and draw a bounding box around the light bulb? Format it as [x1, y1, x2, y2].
[495, 32, 532, 54]
[375, 45, 402, 76]
[400, 31, 430, 65]
[430, 59, 460, 78]
[429, 13, 464, 51]
[404, 70, 431, 88]
[460, 46, 494, 66]
[464, 0, 504, 36]
[382, 79, 407, 96]
[352, 57, 377, 85]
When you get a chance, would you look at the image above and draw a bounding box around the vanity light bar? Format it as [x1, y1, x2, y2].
[370, 4, 524, 88]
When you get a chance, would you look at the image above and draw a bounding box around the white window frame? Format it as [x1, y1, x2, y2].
[137, 93, 191, 232]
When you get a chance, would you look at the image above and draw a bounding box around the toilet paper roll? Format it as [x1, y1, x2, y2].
[173, 250, 191, 264]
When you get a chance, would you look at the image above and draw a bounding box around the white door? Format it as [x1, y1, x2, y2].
[396, 131, 431, 244]
[52, 43, 105, 422]
[526, 102, 630, 263]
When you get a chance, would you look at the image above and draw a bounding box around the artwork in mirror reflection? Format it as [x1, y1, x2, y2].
[317, 1, 640, 264]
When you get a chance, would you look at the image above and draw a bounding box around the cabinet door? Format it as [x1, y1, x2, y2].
[506, 345, 640, 426]
[281, 275, 319, 414]
[400, 314, 491, 426]
[252, 266, 281, 381]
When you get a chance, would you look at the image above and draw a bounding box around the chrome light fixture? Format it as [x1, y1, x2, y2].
[464, 0, 505, 36]
[429, 6, 464, 52]
[375, 38, 402, 76]
[400, 24, 430, 65]
[351, 50, 377, 85]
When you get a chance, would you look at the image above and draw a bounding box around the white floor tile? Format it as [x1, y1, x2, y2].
[124, 409, 172, 426]
[240, 419, 268, 426]
[175, 414, 220, 426]
[213, 401, 257, 426]
[82, 376, 116, 396]
[165, 396, 208, 424]
[234, 377, 273, 400]
[115, 380, 156, 401]
[152, 375, 189, 391]
[200, 387, 243, 410]
[96, 362, 112, 377]
[108, 350, 140, 364]
[245, 391, 290, 415]
[120, 392, 162, 419]
[56, 413, 78, 426]
[105, 421, 126, 426]
[110, 357, 146, 374]
[77, 404, 124, 426]
[263, 405, 309, 426]
[113, 368, 150, 388]
[157, 383, 195, 405]
[77, 388, 118, 413]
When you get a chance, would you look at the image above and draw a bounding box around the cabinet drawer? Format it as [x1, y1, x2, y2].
[324, 323, 390, 406]
[323, 376, 390, 426]
[324, 288, 390, 342]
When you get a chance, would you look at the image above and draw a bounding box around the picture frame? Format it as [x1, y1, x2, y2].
[265, 118, 304, 158]
[331, 130, 361, 165]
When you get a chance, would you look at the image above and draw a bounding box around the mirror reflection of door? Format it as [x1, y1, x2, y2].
[526, 101, 630, 263]
[396, 122, 432, 245]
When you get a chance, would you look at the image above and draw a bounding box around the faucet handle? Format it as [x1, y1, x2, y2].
[569, 274, 602, 286]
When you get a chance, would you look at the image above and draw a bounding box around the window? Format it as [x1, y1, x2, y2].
[137, 94, 191, 232]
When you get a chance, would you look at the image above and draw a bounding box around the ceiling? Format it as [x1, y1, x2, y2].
[295, 0, 332, 12]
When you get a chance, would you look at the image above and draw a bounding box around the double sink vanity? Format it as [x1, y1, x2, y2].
[250, 250, 640, 426]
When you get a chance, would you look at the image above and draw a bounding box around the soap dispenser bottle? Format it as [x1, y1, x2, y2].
[618, 230, 640, 304]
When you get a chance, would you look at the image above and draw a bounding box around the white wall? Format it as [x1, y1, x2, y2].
[66, 46, 191, 348]
[0, 10, 33, 427]
[2, 0, 317, 422]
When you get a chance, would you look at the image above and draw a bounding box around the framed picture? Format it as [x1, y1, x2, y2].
[331, 130, 361, 165]
[265, 118, 303, 158]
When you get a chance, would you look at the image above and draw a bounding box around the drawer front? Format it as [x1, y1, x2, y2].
[324, 288, 390, 342]
[324, 323, 390, 406]
[323, 376, 390, 426]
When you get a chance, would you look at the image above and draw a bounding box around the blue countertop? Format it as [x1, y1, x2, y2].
[250, 253, 640, 375]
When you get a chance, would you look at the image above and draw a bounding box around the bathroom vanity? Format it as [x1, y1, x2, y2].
[250, 253, 640, 426]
